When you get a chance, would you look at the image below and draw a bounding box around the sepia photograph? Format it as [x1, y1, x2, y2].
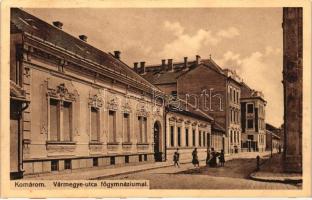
[1, 0, 311, 198]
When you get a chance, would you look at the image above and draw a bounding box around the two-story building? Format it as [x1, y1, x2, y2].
[10, 8, 165, 177]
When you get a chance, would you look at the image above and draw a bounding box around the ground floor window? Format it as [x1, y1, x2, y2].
[64, 159, 71, 170]
[185, 128, 189, 147]
[192, 130, 196, 146]
[93, 158, 98, 167]
[170, 126, 174, 147]
[177, 127, 181, 146]
[51, 160, 59, 171]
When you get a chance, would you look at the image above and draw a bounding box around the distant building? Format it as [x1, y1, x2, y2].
[265, 123, 282, 153]
[165, 100, 217, 162]
[282, 8, 302, 173]
[136, 56, 241, 154]
[240, 82, 267, 152]
[11, 8, 165, 177]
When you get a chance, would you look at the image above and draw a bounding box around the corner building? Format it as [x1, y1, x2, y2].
[10, 8, 165, 176]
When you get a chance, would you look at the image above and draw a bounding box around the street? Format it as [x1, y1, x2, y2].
[106, 157, 301, 189]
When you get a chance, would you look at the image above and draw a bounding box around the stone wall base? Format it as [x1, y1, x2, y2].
[283, 155, 302, 173]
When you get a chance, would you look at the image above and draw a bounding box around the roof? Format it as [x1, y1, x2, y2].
[266, 129, 281, 139]
[167, 98, 214, 123]
[141, 57, 241, 86]
[11, 8, 161, 93]
[240, 81, 266, 102]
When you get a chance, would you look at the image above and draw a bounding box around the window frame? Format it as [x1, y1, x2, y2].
[48, 98, 73, 142]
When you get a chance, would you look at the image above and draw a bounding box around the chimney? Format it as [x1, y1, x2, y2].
[167, 59, 173, 71]
[79, 35, 88, 42]
[133, 62, 138, 73]
[114, 51, 121, 59]
[196, 55, 201, 65]
[161, 59, 166, 71]
[140, 61, 146, 74]
[52, 21, 63, 29]
[183, 57, 188, 69]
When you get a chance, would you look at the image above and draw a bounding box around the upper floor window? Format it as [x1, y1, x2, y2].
[247, 119, 254, 129]
[49, 99, 72, 141]
[247, 103, 254, 114]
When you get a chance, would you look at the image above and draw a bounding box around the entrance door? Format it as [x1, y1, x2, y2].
[153, 121, 162, 161]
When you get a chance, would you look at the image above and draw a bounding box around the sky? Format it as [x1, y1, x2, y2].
[25, 8, 283, 127]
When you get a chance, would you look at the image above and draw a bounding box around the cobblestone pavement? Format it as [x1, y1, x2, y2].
[106, 157, 301, 189]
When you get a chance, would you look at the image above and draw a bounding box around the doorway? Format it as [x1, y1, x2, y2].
[153, 121, 162, 162]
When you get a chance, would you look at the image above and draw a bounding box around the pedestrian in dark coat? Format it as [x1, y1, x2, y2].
[208, 148, 217, 167]
[219, 149, 225, 167]
[173, 148, 180, 167]
[192, 148, 199, 167]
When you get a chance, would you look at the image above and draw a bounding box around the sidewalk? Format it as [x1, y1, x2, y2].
[249, 153, 302, 184]
[24, 151, 270, 180]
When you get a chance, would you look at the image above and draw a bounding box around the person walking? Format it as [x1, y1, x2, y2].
[209, 148, 217, 167]
[173, 148, 180, 167]
[219, 149, 225, 167]
[192, 148, 199, 168]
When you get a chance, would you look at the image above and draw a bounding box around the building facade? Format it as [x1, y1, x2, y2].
[240, 83, 266, 152]
[282, 7, 302, 173]
[139, 57, 241, 154]
[165, 101, 225, 162]
[11, 8, 165, 177]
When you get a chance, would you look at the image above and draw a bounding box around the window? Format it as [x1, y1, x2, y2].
[51, 160, 59, 171]
[230, 88, 233, 101]
[177, 127, 181, 146]
[110, 156, 115, 165]
[139, 155, 143, 162]
[123, 113, 130, 142]
[49, 99, 72, 141]
[192, 130, 196, 146]
[64, 159, 71, 170]
[170, 126, 174, 147]
[109, 111, 116, 142]
[199, 131, 202, 147]
[91, 107, 99, 141]
[247, 104, 254, 113]
[203, 132, 206, 147]
[171, 91, 177, 99]
[50, 99, 59, 141]
[230, 131, 233, 143]
[138, 116, 147, 143]
[207, 133, 210, 146]
[247, 135, 254, 140]
[144, 154, 148, 161]
[185, 128, 189, 147]
[125, 155, 129, 164]
[247, 119, 254, 129]
[93, 158, 98, 167]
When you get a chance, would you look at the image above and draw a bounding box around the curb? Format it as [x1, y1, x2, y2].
[249, 172, 302, 184]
